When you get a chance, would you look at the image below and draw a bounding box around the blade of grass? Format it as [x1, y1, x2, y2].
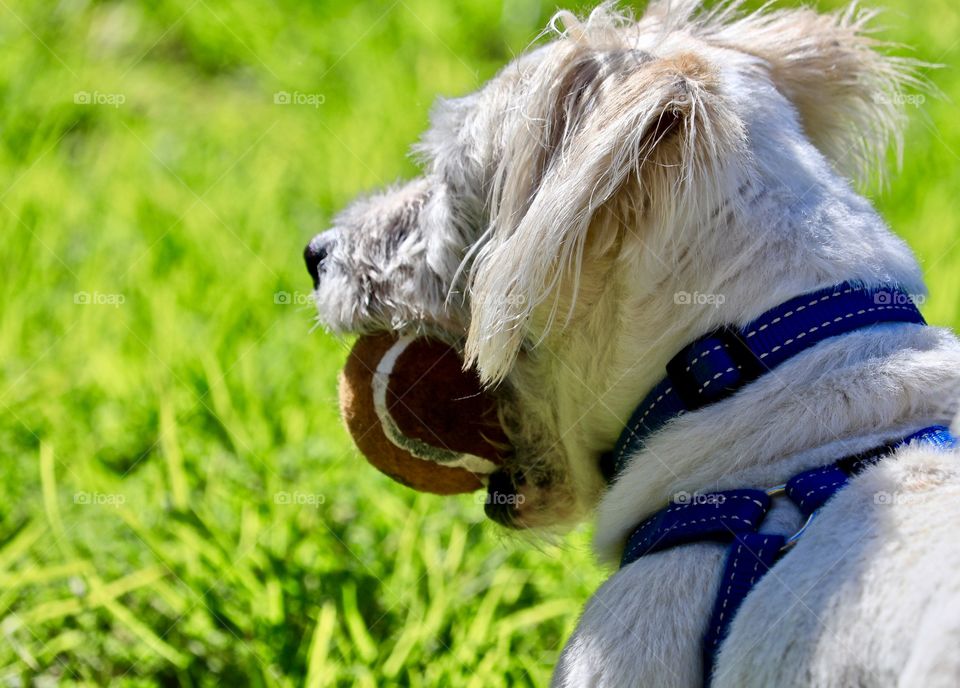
[305, 601, 337, 688]
[38, 443, 66, 543]
[160, 397, 189, 511]
[341, 582, 377, 664]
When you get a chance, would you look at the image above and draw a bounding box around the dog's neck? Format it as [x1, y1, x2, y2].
[587, 129, 918, 444]
[588, 128, 960, 561]
[593, 316, 960, 562]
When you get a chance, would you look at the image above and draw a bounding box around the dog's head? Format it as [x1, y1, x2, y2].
[308, 1, 916, 530]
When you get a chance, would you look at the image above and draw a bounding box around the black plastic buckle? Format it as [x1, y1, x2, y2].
[665, 327, 766, 412]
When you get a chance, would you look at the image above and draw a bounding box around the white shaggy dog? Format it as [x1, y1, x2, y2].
[307, 1, 960, 685]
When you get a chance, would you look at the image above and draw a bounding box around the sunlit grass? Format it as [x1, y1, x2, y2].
[0, 0, 957, 684]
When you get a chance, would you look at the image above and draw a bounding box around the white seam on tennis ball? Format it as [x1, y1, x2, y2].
[371, 336, 498, 475]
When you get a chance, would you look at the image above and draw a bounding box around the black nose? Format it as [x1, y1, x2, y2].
[304, 234, 333, 288]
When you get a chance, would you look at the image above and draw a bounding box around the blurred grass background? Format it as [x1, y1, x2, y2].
[0, 0, 956, 685]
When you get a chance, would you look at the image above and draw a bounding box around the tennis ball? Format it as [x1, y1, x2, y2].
[338, 334, 508, 495]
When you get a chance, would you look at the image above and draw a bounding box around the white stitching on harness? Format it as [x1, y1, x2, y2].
[713, 541, 745, 638]
[627, 512, 759, 560]
[745, 288, 854, 339]
[660, 494, 765, 516]
[745, 538, 775, 590]
[798, 477, 847, 510]
[685, 343, 726, 372]
[615, 386, 675, 465]
[615, 291, 918, 470]
[698, 366, 741, 394]
[757, 304, 916, 360]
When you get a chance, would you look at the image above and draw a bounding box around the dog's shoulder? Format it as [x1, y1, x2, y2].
[716, 442, 960, 687]
[556, 442, 960, 688]
[554, 542, 726, 688]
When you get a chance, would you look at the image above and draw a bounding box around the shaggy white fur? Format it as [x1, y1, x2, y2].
[556, 437, 960, 687]
[309, 1, 960, 684]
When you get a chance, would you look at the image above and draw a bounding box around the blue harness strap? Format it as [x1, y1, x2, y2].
[600, 283, 925, 482]
[620, 489, 770, 562]
[617, 426, 956, 687]
[785, 425, 956, 516]
[701, 531, 785, 682]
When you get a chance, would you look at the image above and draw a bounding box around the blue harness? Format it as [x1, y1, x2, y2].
[603, 282, 956, 685]
[600, 282, 926, 481]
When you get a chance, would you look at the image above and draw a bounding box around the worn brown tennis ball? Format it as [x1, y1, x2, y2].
[338, 334, 508, 495]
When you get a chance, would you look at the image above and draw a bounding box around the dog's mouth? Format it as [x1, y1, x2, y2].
[336, 333, 512, 483]
[483, 468, 557, 529]
[486, 465, 582, 531]
[484, 470, 525, 528]
[333, 332, 572, 530]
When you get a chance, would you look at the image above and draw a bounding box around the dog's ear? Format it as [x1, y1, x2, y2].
[465, 26, 741, 384]
[711, 5, 922, 185]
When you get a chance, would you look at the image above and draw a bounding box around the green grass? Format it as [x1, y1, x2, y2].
[0, 0, 958, 685]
